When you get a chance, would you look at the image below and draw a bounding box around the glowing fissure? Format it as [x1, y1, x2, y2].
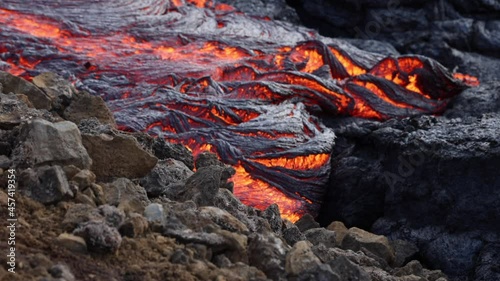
[0, 0, 477, 221]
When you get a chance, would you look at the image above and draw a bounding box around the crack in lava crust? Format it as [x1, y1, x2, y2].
[0, 0, 478, 222]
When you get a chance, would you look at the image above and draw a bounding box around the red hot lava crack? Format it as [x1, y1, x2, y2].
[0, 0, 478, 222]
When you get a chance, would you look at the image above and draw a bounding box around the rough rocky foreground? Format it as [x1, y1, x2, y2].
[0, 72, 450, 280]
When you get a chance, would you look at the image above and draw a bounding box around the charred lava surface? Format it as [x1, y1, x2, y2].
[284, 0, 500, 280]
[0, 0, 478, 224]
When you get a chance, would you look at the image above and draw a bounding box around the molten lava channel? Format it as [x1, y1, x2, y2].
[0, 0, 477, 221]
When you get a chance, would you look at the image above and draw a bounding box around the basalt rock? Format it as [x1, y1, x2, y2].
[247, 233, 288, 280]
[151, 137, 194, 170]
[13, 119, 92, 169]
[179, 165, 235, 206]
[319, 111, 500, 278]
[140, 158, 193, 198]
[32, 72, 75, 112]
[19, 165, 74, 205]
[78, 119, 157, 179]
[0, 71, 52, 109]
[0, 93, 58, 130]
[341, 227, 395, 265]
[73, 220, 122, 254]
[63, 90, 116, 126]
[102, 178, 150, 213]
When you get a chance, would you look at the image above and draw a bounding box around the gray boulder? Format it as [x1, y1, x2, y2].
[0, 71, 51, 109]
[19, 165, 73, 205]
[14, 119, 91, 169]
[140, 158, 193, 198]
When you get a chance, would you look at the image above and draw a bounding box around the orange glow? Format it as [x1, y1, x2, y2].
[453, 73, 480, 86]
[0, 1, 477, 223]
[253, 153, 330, 170]
[0, 9, 63, 39]
[353, 80, 413, 109]
[232, 164, 304, 222]
[329, 47, 366, 76]
[290, 48, 324, 73]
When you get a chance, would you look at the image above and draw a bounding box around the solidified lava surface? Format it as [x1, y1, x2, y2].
[0, 0, 477, 221]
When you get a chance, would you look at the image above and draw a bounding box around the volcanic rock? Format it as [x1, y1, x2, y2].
[285, 241, 321, 276]
[283, 224, 306, 247]
[62, 203, 103, 232]
[48, 263, 76, 281]
[312, 243, 380, 269]
[80, 129, 157, 179]
[0, 155, 10, 169]
[140, 158, 193, 198]
[304, 228, 336, 249]
[73, 220, 122, 254]
[326, 221, 349, 245]
[195, 151, 224, 169]
[13, 119, 91, 169]
[0, 71, 52, 109]
[19, 165, 73, 205]
[70, 169, 96, 190]
[0, 93, 56, 130]
[263, 203, 283, 235]
[288, 0, 500, 82]
[421, 233, 483, 278]
[198, 206, 249, 233]
[151, 137, 194, 170]
[247, 233, 288, 280]
[63, 90, 116, 126]
[219, 0, 300, 23]
[474, 243, 500, 281]
[97, 205, 126, 228]
[341, 227, 395, 265]
[390, 239, 419, 268]
[55, 233, 88, 254]
[445, 81, 500, 118]
[32, 72, 75, 111]
[102, 178, 150, 213]
[329, 256, 371, 281]
[119, 213, 148, 238]
[143, 203, 166, 231]
[294, 213, 320, 232]
[320, 110, 500, 278]
[291, 263, 341, 281]
[179, 165, 235, 206]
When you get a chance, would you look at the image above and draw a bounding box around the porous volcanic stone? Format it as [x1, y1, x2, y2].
[19, 165, 73, 205]
[294, 213, 319, 232]
[304, 228, 336, 248]
[248, 233, 288, 280]
[140, 158, 193, 198]
[73, 220, 122, 254]
[151, 137, 194, 170]
[179, 165, 234, 206]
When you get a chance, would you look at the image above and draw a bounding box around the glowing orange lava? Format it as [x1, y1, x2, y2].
[0, 0, 478, 222]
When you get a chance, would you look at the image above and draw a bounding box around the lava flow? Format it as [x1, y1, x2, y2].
[0, 0, 477, 222]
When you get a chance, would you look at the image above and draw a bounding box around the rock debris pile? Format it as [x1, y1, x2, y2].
[0, 72, 448, 280]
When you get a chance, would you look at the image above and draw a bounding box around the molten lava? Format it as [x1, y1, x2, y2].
[0, 0, 477, 221]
